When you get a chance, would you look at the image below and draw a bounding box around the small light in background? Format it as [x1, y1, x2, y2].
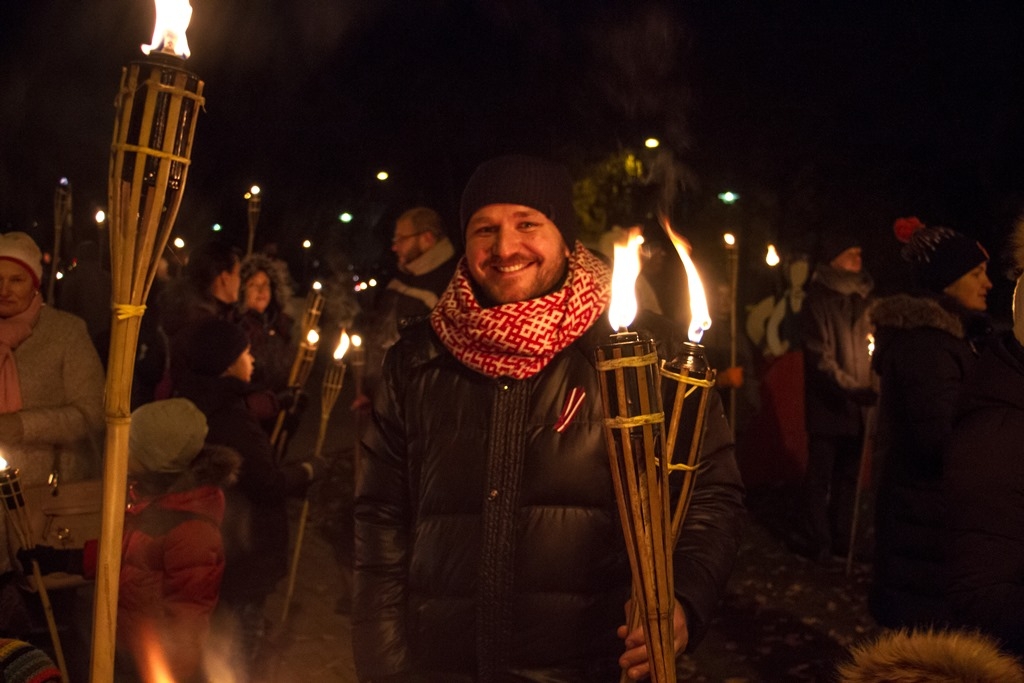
[94, 210, 106, 224]
[376, 171, 389, 181]
[644, 138, 660, 149]
[338, 212, 353, 223]
[211, 223, 222, 232]
[312, 280, 323, 291]
[718, 191, 739, 204]
[723, 232, 736, 248]
[302, 239, 312, 249]
[173, 237, 185, 249]
[765, 244, 780, 267]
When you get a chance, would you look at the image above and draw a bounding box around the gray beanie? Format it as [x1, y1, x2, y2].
[129, 398, 209, 474]
[459, 154, 577, 248]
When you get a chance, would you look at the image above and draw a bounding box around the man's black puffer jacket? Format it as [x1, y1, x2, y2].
[353, 309, 746, 682]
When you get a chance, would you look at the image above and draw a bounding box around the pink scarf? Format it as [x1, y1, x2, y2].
[0, 292, 42, 413]
[431, 244, 611, 379]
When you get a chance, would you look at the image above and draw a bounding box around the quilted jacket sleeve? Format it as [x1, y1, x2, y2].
[352, 341, 416, 680]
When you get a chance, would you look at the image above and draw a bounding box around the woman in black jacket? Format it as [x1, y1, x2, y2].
[869, 218, 992, 629]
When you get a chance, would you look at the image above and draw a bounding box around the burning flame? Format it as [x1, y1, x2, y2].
[334, 331, 351, 361]
[660, 216, 712, 343]
[766, 244, 780, 267]
[306, 328, 320, 347]
[138, 624, 176, 683]
[141, 0, 193, 58]
[608, 227, 645, 331]
[0, 455, 7, 470]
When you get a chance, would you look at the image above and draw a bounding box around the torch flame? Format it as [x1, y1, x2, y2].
[608, 227, 645, 332]
[141, 0, 193, 58]
[660, 216, 712, 343]
[306, 328, 320, 346]
[0, 455, 6, 470]
[334, 331, 351, 361]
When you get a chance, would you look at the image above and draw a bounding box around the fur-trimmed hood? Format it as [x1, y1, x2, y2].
[871, 293, 965, 339]
[132, 443, 241, 497]
[238, 253, 294, 313]
[836, 628, 1024, 683]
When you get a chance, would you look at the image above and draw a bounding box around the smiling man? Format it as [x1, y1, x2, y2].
[352, 154, 746, 682]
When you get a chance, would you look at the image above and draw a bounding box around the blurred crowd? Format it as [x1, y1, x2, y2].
[0, 171, 1022, 682]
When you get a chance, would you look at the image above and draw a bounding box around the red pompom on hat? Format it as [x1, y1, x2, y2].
[896, 217, 989, 293]
[893, 216, 926, 244]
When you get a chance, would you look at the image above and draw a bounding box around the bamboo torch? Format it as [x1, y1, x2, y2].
[270, 325, 320, 456]
[1, 456, 69, 682]
[47, 178, 72, 305]
[659, 218, 718, 541]
[596, 228, 676, 683]
[245, 184, 261, 257]
[92, 2, 204, 680]
[281, 330, 350, 623]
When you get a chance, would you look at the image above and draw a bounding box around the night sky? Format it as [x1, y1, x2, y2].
[2, 1, 1024, 307]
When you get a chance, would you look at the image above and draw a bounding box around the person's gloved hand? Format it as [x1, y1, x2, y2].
[277, 389, 309, 412]
[17, 545, 84, 576]
[849, 387, 878, 407]
[0, 413, 24, 445]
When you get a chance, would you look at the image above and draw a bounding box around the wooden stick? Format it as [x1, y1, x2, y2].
[280, 357, 346, 623]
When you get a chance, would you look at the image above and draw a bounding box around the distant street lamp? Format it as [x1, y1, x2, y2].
[338, 212, 353, 223]
[245, 184, 261, 256]
[173, 237, 185, 249]
[376, 171, 389, 181]
[718, 191, 739, 205]
[644, 137, 660, 149]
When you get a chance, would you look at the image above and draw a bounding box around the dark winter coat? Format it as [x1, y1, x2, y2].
[353, 310, 746, 682]
[801, 264, 874, 436]
[178, 374, 310, 602]
[945, 332, 1024, 655]
[869, 293, 986, 628]
[117, 447, 238, 683]
[237, 305, 295, 393]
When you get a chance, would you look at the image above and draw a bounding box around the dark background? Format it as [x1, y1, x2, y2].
[2, 1, 1024, 312]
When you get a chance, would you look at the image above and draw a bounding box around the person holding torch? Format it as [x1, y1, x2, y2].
[353, 154, 745, 682]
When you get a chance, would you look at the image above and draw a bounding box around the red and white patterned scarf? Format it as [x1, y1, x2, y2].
[431, 243, 611, 379]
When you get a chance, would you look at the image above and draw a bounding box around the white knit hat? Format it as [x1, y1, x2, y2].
[0, 232, 43, 288]
[129, 399, 209, 474]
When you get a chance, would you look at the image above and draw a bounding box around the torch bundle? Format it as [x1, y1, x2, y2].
[598, 226, 718, 683]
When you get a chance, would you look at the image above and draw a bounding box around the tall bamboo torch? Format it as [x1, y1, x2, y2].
[723, 232, 739, 438]
[350, 333, 365, 482]
[1, 456, 69, 682]
[92, 2, 204, 680]
[47, 178, 73, 305]
[597, 228, 676, 683]
[245, 184, 261, 257]
[281, 330, 350, 623]
[660, 218, 718, 541]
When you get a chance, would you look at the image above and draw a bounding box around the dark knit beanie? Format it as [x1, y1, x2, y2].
[894, 216, 989, 292]
[184, 318, 250, 378]
[459, 154, 577, 247]
[818, 229, 861, 265]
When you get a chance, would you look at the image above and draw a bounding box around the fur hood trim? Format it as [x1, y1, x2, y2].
[836, 628, 1024, 683]
[871, 293, 964, 339]
[239, 253, 293, 310]
[168, 444, 240, 492]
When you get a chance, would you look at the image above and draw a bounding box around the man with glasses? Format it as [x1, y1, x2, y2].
[352, 207, 458, 411]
